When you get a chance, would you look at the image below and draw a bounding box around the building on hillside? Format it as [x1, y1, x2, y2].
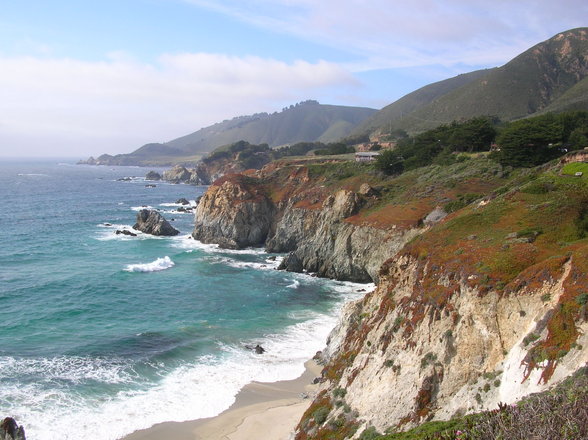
[355, 152, 380, 162]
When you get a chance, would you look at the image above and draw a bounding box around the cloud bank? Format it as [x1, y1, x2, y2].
[0, 53, 355, 156]
[186, 0, 588, 69]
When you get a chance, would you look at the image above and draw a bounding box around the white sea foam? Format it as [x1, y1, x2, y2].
[17, 173, 49, 177]
[0, 356, 135, 385]
[287, 279, 300, 289]
[2, 280, 372, 440]
[131, 205, 154, 211]
[172, 236, 268, 256]
[204, 255, 282, 272]
[160, 201, 197, 207]
[95, 224, 142, 241]
[124, 256, 175, 273]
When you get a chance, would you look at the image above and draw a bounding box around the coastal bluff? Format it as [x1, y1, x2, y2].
[190, 156, 588, 438]
[192, 164, 421, 282]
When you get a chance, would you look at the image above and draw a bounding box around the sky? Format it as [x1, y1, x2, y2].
[0, 0, 586, 158]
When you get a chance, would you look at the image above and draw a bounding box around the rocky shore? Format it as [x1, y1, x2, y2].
[192, 172, 421, 282]
[187, 156, 588, 439]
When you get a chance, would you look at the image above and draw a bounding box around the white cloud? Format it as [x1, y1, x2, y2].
[184, 0, 588, 69]
[0, 54, 355, 157]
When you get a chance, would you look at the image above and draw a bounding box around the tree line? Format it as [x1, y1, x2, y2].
[374, 111, 588, 175]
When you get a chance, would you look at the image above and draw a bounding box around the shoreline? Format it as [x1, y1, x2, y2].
[122, 360, 323, 440]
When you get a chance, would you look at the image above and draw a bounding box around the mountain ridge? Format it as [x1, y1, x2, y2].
[353, 27, 588, 138]
[80, 101, 376, 166]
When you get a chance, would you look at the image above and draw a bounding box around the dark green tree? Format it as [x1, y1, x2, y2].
[374, 150, 404, 175]
[496, 114, 563, 167]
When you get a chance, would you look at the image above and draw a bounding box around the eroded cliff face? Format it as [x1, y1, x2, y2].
[294, 164, 588, 438]
[266, 190, 419, 282]
[192, 164, 424, 282]
[302, 254, 587, 437]
[192, 156, 588, 437]
[192, 174, 275, 249]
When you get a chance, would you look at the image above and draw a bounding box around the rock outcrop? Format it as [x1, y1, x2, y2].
[302, 254, 588, 437]
[266, 190, 418, 282]
[160, 164, 210, 185]
[145, 171, 161, 181]
[133, 209, 179, 236]
[192, 168, 420, 281]
[163, 165, 192, 183]
[192, 175, 275, 249]
[1, 418, 25, 440]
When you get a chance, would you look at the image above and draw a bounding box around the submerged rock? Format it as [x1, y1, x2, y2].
[176, 198, 190, 205]
[1, 418, 25, 440]
[133, 209, 179, 236]
[116, 229, 137, 237]
[244, 344, 266, 354]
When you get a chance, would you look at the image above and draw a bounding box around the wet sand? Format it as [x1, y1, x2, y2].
[122, 360, 322, 440]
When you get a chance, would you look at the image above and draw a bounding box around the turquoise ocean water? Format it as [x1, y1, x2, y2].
[0, 159, 370, 440]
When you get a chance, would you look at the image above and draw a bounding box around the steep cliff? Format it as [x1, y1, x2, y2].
[192, 156, 461, 281]
[190, 152, 588, 437]
[294, 162, 588, 439]
[193, 156, 505, 283]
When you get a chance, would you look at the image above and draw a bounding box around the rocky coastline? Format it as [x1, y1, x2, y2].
[192, 171, 422, 282]
[188, 157, 588, 438]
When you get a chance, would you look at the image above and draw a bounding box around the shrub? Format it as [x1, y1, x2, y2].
[420, 352, 438, 369]
[359, 426, 381, 440]
[444, 193, 482, 213]
[523, 332, 540, 346]
[375, 150, 404, 175]
[312, 406, 330, 425]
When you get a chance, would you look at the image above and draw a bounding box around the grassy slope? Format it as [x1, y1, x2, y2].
[541, 76, 588, 114]
[355, 28, 588, 137]
[351, 69, 493, 137]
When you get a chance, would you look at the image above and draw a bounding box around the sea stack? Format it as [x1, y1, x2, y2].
[133, 209, 179, 236]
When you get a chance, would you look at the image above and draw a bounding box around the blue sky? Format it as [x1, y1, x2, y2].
[0, 0, 586, 157]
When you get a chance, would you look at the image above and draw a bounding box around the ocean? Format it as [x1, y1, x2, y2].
[0, 159, 370, 440]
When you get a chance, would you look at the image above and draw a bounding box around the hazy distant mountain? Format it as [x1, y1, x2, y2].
[353, 27, 588, 137]
[81, 101, 376, 166]
[167, 100, 376, 152]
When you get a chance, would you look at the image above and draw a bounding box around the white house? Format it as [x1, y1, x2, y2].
[355, 152, 380, 162]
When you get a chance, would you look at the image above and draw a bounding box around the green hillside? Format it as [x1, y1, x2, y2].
[355, 28, 588, 137]
[352, 69, 494, 136]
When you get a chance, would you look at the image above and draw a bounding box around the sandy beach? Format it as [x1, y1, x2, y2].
[122, 360, 322, 440]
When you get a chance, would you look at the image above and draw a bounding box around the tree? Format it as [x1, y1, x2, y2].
[375, 150, 404, 175]
[496, 114, 562, 167]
